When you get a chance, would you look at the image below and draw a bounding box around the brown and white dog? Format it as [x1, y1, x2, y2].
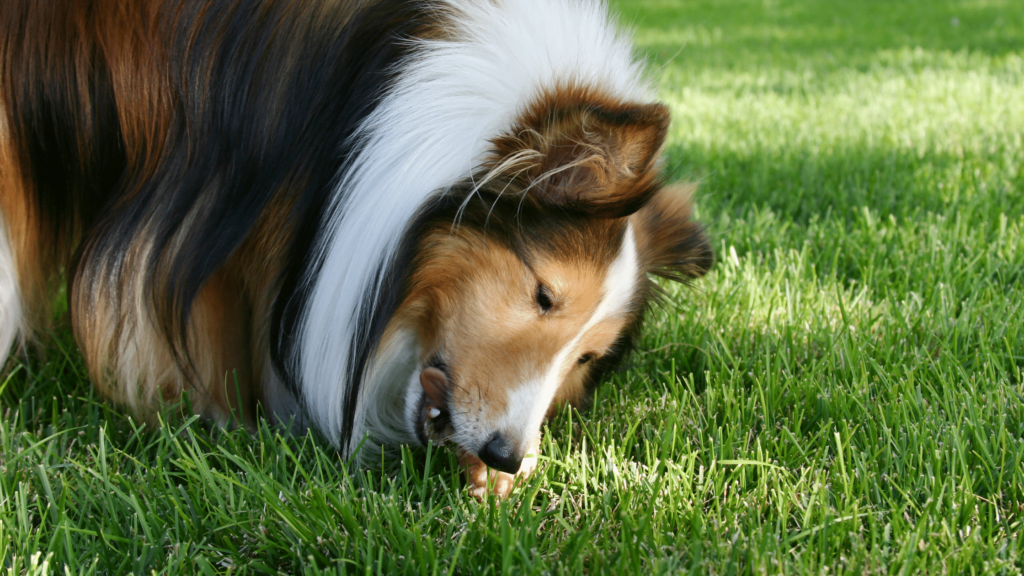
[0, 0, 711, 496]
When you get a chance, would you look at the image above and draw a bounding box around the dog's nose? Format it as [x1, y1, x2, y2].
[478, 433, 522, 474]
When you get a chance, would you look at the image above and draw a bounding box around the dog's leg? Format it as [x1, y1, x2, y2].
[186, 271, 255, 426]
[73, 257, 254, 426]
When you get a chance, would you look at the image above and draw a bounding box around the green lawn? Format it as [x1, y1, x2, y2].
[3, 1, 1024, 573]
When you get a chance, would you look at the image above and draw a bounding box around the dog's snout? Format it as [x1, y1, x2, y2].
[478, 433, 522, 474]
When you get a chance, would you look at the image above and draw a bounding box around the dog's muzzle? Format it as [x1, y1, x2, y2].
[477, 432, 523, 474]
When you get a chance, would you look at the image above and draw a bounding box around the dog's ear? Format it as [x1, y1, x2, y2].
[632, 184, 713, 282]
[492, 102, 670, 217]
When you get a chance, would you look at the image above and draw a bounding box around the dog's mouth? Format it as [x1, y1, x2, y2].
[415, 359, 455, 446]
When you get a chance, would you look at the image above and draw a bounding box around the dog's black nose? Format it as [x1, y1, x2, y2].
[478, 433, 522, 474]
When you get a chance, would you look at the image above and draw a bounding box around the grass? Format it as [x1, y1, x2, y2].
[3, 0, 1024, 573]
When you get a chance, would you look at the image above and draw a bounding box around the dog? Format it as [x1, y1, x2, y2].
[0, 0, 712, 497]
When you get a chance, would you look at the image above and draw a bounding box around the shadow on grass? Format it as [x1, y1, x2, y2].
[665, 140, 1024, 226]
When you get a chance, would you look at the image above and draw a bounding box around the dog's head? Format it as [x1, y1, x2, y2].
[394, 96, 712, 473]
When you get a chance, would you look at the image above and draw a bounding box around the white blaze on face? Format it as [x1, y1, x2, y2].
[494, 223, 640, 455]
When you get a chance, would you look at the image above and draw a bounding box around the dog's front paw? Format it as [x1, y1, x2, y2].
[460, 451, 538, 499]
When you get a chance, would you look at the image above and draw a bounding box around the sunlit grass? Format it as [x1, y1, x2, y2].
[3, 1, 1023, 574]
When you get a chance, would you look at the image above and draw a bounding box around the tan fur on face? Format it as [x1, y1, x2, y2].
[397, 214, 635, 455]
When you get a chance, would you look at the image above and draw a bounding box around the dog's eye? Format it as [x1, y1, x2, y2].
[577, 354, 594, 365]
[535, 284, 553, 313]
